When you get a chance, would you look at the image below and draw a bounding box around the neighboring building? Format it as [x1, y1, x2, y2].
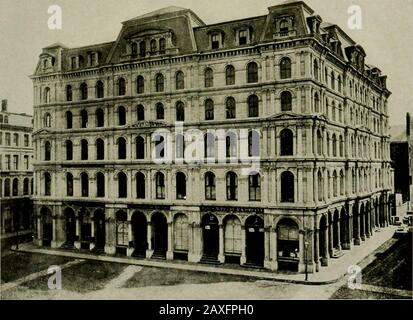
[0, 99, 34, 238]
[390, 113, 412, 213]
[30, 1, 393, 273]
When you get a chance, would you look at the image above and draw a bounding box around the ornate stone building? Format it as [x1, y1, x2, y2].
[0, 99, 34, 238]
[31, 1, 393, 273]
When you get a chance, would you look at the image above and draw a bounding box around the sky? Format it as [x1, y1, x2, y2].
[0, 0, 412, 126]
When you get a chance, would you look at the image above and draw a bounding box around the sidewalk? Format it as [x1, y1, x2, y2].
[12, 226, 396, 285]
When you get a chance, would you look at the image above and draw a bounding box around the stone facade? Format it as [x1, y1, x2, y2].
[0, 99, 34, 237]
[31, 2, 393, 273]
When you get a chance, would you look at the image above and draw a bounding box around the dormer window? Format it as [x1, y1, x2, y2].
[139, 41, 146, 57]
[150, 40, 157, 55]
[71, 57, 77, 69]
[275, 16, 295, 38]
[280, 20, 289, 36]
[131, 43, 138, 57]
[211, 34, 220, 49]
[89, 52, 97, 66]
[159, 38, 166, 54]
[239, 30, 247, 45]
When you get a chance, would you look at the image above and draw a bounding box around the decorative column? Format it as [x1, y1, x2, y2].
[127, 220, 134, 256]
[314, 228, 320, 272]
[328, 221, 334, 257]
[90, 218, 96, 251]
[104, 211, 116, 255]
[270, 228, 278, 271]
[166, 221, 174, 260]
[298, 231, 305, 273]
[336, 219, 342, 251]
[263, 226, 271, 269]
[321, 223, 329, 266]
[218, 223, 225, 263]
[188, 222, 201, 263]
[145, 221, 153, 259]
[354, 214, 361, 245]
[74, 214, 81, 249]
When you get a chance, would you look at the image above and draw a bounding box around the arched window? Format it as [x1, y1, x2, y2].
[340, 170, 345, 195]
[317, 171, 323, 201]
[131, 42, 138, 56]
[12, 178, 19, 196]
[66, 140, 73, 160]
[96, 138, 104, 160]
[155, 135, 165, 159]
[249, 173, 261, 201]
[281, 171, 294, 202]
[204, 133, 215, 158]
[333, 170, 338, 197]
[176, 172, 186, 200]
[159, 38, 166, 54]
[136, 104, 144, 121]
[95, 108, 104, 127]
[44, 87, 51, 103]
[156, 103, 164, 120]
[96, 172, 105, 197]
[81, 172, 89, 197]
[81, 139, 88, 160]
[44, 172, 51, 196]
[118, 78, 126, 96]
[205, 99, 214, 120]
[314, 92, 320, 113]
[204, 68, 213, 88]
[66, 85, 73, 101]
[136, 136, 145, 159]
[136, 75, 144, 94]
[226, 132, 237, 158]
[176, 71, 184, 90]
[80, 109, 88, 128]
[339, 135, 344, 157]
[66, 173, 73, 196]
[226, 172, 238, 201]
[96, 80, 104, 98]
[226, 97, 236, 119]
[4, 178, 10, 197]
[155, 73, 164, 92]
[65, 111, 73, 129]
[281, 91, 292, 111]
[117, 137, 126, 159]
[247, 62, 258, 83]
[331, 71, 335, 90]
[314, 59, 319, 81]
[116, 211, 128, 246]
[23, 178, 29, 196]
[226, 65, 235, 85]
[337, 76, 342, 93]
[248, 95, 259, 117]
[118, 172, 127, 198]
[176, 101, 185, 122]
[80, 83, 88, 100]
[248, 130, 260, 157]
[205, 172, 216, 200]
[280, 57, 292, 79]
[44, 113, 51, 127]
[118, 106, 126, 125]
[332, 134, 337, 157]
[44, 141, 51, 161]
[280, 129, 293, 155]
[175, 134, 185, 159]
[150, 39, 157, 54]
[139, 41, 146, 57]
[155, 172, 165, 199]
[136, 172, 145, 199]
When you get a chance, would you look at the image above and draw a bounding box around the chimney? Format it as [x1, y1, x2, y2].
[1, 99, 7, 112]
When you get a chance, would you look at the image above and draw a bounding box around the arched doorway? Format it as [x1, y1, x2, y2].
[132, 211, 147, 257]
[319, 215, 328, 266]
[245, 215, 264, 266]
[41, 207, 53, 247]
[173, 213, 189, 260]
[201, 213, 219, 260]
[151, 212, 167, 257]
[223, 215, 242, 264]
[64, 208, 76, 247]
[94, 209, 105, 250]
[276, 218, 300, 272]
[79, 208, 92, 249]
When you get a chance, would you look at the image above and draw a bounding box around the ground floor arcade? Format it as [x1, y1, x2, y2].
[33, 193, 391, 273]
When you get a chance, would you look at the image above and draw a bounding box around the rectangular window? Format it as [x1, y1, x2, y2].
[24, 134, 29, 147]
[5, 155, 10, 170]
[211, 34, 220, 49]
[13, 133, 19, 146]
[5, 133, 10, 145]
[13, 155, 18, 170]
[239, 30, 247, 45]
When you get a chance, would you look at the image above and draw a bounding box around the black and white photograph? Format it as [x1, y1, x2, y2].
[0, 0, 412, 308]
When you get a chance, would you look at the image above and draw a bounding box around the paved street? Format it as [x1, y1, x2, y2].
[1, 234, 411, 300]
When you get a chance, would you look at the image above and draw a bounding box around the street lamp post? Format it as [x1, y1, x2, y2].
[304, 239, 309, 281]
